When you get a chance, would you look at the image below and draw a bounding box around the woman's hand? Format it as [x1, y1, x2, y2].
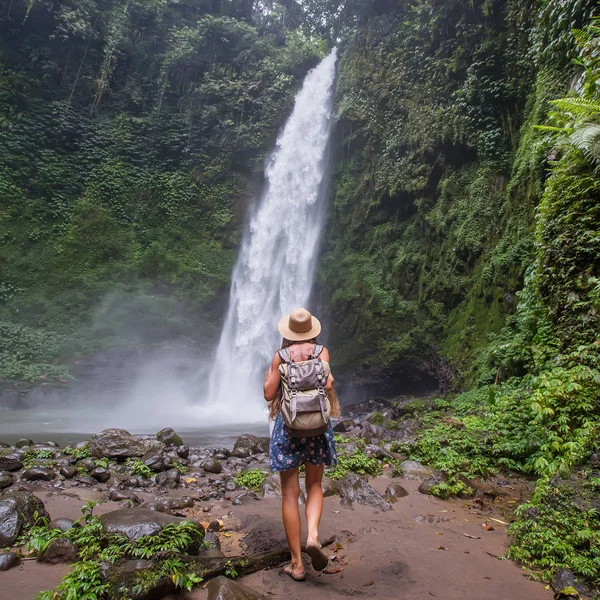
[263, 351, 283, 401]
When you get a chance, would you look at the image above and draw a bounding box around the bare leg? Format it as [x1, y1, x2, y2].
[304, 462, 325, 545]
[280, 468, 304, 573]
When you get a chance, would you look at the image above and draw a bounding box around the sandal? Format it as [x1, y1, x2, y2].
[305, 542, 329, 572]
[283, 563, 306, 581]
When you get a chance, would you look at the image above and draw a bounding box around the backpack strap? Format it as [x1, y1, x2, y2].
[311, 344, 324, 359]
[278, 348, 292, 363]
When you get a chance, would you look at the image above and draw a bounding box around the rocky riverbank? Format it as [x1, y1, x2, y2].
[0, 405, 557, 599]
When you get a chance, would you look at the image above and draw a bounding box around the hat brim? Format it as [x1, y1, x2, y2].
[278, 313, 322, 342]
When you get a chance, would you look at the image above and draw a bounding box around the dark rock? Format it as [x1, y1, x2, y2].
[88, 429, 158, 459]
[90, 467, 111, 483]
[365, 444, 393, 460]
[0, 472, 14, 490]
[0, 551, 20, 571]
[176, 445, 190, 459]
[385, 484, 409, 503]
[338, 472, 392, 511]
[261, 474, 281, 498]
[76, 458, 97, 472]
[142, 452, 171, 473]
[109, 489, 140, 504]
[156, 428, 183, 448]
[332, 419, 357, 433]
[213, 447, 231, 458]
[22, 467, 56, 482]
[99, 508, 203, 542]
[123, 476, 145, 488]
[204, 531, 221, 551]
[48, 518, 75, 533]
[140, 501, 164, 512]
[399, 460, 440, 480]
[59, 465, 78, 479]
[15, 439, 34, 448]
[418, 473, 446, 496]
[207, 576, 267, 600]
[38, 537, 77, 564]
[225, 480, 238, 492]
[322, 477, 339, 498]
[207, 520, 222, 533]
[0, 453, 23, 472]
[75, 474, 97, 486]
[232, 492, 259, 505]
[160, 497, 194, 511]
[590, 453, 600, 468]
[0, 491, 49, 546]
[155, 468, 180, 488]
[200, 458, 222, 475]
[552, 567, 590, 597]
[231, 435, 269, 458]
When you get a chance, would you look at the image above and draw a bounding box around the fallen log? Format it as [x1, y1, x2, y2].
[104, 536, 336, 599]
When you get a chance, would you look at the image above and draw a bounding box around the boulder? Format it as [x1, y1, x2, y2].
[21, 467, 56, 482]
[38, 537, 78, 564]
[99, 508, 204, 544]
[0, 472, 14, 490]
[332, 419, 357, 433]
[233, 492, 260, 505]
[159, 497, 195, 511]
[213, 447, 231, 458]
[322, 477, 340, 497]
[0, 453, 23, 472]
[399, 460, 440, 481]
[0, 491, 49, 546]
[15, 439, 34, 448]
[0, 551, 20, 571]
[338, 472, 392, 511]
[109, 489, 140, 504]
[385, 483, 409, 503]
[552, 567, 590, 597]
[418, 472, 446, 496]
[75, 474, 97, 486]
[48, 518, 76, 533]
[88, 429, 160, 459]
[76, 458, 97, 472]
[200, 459, 223, 475]
[207, 576, 267, 600]
[156, 468, 180, 488]
[90, 467, 111, 483]
[59, 465, 77, 479]
[261, 474, 281, 498]
[142, 452, 171, 473]
[231, 435, 269, 458]
[156, 428, 183, 448]
[176, 445, 190, 459]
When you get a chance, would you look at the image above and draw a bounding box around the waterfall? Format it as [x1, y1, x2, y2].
[205, 49, 338, 424]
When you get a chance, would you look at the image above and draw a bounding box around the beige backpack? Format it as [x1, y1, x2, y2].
[278, 344, 331, 437]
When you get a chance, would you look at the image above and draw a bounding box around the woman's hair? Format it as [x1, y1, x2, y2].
[268, 337, 340, 420]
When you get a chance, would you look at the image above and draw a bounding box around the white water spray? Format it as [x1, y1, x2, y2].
[206, 49, 338, 424]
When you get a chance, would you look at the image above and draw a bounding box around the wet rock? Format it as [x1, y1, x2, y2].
[365, 444, 393, 460]
[332, 419, 357, 433]
[76, 458, 97, 472]
[0, 472, 14, 490]
[338, 472, 392, 511]
[260, 474, 280, 498]
[590, 453, 600, 468]
[88, 429, 156, 459]
[142, 452, 171, 473]
[233, 492, 259, 505]
[207, 576, 267, 600]
[0, 453, 23, 472]
[109, 489, 140, 504]
[200, 458, 223, 475]
[413, 514, 450, 525]
[0, 551, 20, 571]
[140, 501, 164, 512]
[99, 508, 204, 543]
[123, 476, 145, 488]
[213, 447, 231, 458]
[38, 537, 78, 564]
[75, 474, 97, 486]
[0, 491, 49, 545]
[59, 465, 78, 479]
[384, 483, 409, 503]
[159, 497, 195, 511]
[399, 460, 440, 481]
[176, 445, 190, 459]
[90, 467, 111, 483]
[48, 518, 75, 532]
[204, 531, 221, 551]
[231, 435, 269, 458]
[22, 466, 56, 481]
[322, 477, 340, 497]
[156, 428, 183, 448]
[552, 567, 590, 597]
[225, 480, 238, 492]
[15, 439, 34, 448]
[207, 520, 222, 533]
[155, 468, 180, 488]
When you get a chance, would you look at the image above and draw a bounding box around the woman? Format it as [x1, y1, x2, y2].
[263, 307, 340, 581]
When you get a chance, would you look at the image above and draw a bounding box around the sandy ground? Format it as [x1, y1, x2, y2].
[2, 477, 553, 600]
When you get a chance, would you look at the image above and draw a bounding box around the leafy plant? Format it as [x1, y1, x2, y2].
[125, 459, 154, 479]
[234, 469, 267, 492]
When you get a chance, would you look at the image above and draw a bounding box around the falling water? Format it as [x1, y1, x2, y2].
[206, 49, 338, 424]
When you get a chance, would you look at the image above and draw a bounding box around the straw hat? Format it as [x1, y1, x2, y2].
[278, 308, 321, 341]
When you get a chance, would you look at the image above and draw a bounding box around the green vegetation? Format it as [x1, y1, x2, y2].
[327, 440, 382, 480]
[125, 458, 154, 479]
[62, 445, 91, 460]
[234, 469, 267, 492]
[27, 503, 205, 599]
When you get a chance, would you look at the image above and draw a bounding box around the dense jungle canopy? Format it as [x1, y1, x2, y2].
[2, 0, 600, 591]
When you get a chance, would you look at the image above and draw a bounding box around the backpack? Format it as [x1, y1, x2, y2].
[278, 344, 331, 437]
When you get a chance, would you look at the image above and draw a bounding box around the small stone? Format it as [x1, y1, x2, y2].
[75, 474, 97, 486]
[213, 447, 231, 458]
[90, 467, 111, 483]
[76, 458, 97, 472]
[207, 520, 222, 532]
[156, 468, 180, 488]
[0, 453, 23, 472]
[38, 537, 78, 564]
[0, 551, 20, 571]
[176, 445, 190, 459]
[233, 492, 259, 505]
[160, 497, 194, 511]
[59, 466, 78, 479]
[21, 466, 56, 481]
[142, 452, 171, 473]
[156, 428, 183, 448]
[0, 472, 14, 490]
[48, 518, 75, 533]
[15, 439, 34, 448]
[384, 484, 409, 503]
[109, 489, 140, 504]
[200, 459, 222, 475]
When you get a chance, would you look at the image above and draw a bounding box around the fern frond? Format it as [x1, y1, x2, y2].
[532, 125, 566, 134]
[570, 123, 600, 165]
[550, 98, 600, 117]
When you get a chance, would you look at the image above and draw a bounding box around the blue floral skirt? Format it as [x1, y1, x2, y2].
[269, 412, 338, 472]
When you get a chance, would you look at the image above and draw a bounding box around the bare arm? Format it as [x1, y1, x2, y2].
[263, 351, 283, 401]
[321, 347, 335, 392]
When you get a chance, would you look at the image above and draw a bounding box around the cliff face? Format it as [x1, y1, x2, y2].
[318, 0, 597, 390]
